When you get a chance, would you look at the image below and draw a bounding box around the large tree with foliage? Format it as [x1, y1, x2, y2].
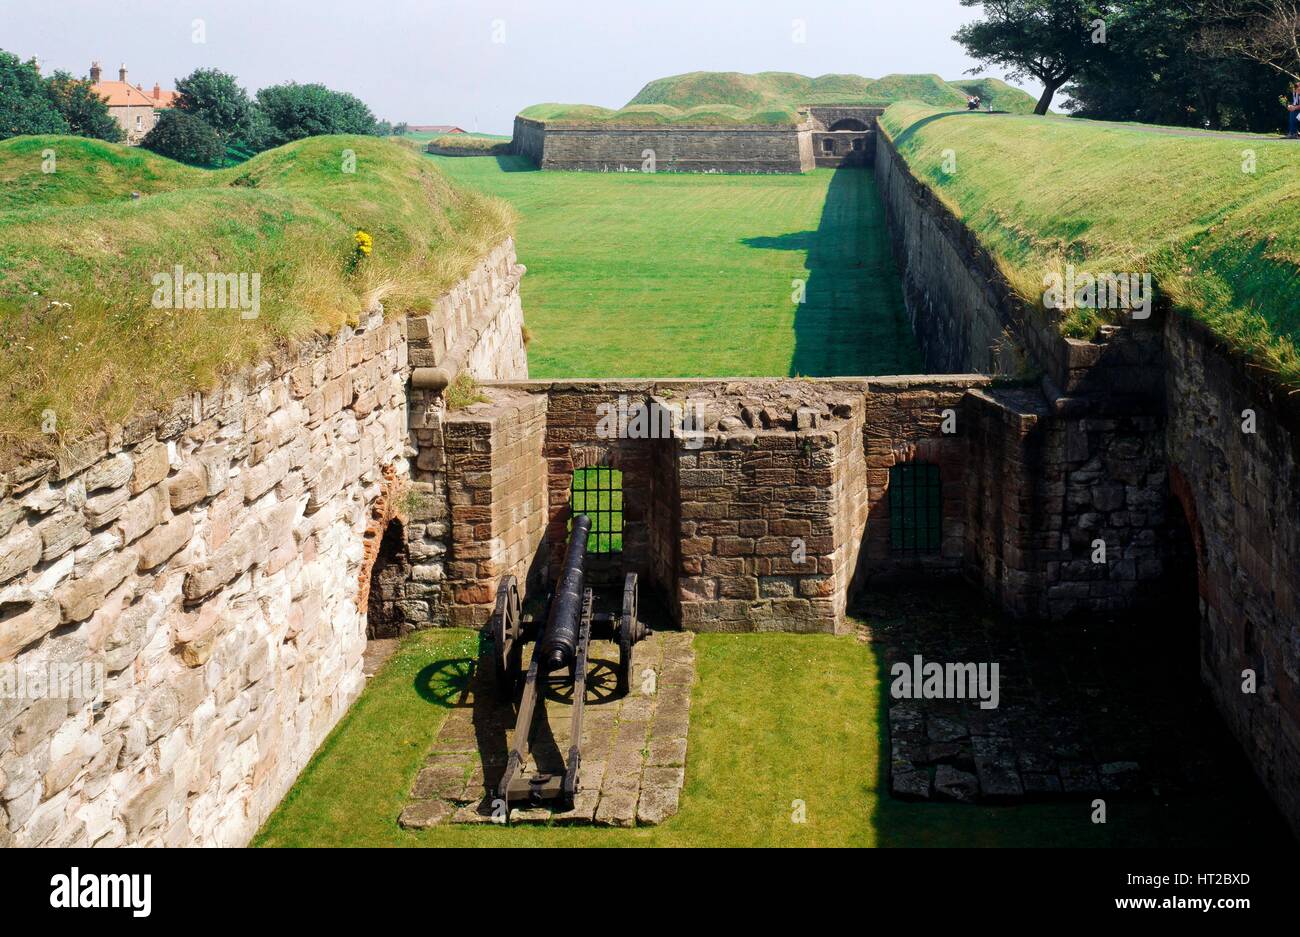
[1067, 0, 1283, 131]
[954, 0, 1112, 114]
[174, 68, 252, 146]
[141, 109, 224, 165]
[45, 71, 123, 142]
[0, 51, 68, 138]
[252, 82, 379, 148]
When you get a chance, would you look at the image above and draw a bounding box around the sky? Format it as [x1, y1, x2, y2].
[0, 0, 1034, 135]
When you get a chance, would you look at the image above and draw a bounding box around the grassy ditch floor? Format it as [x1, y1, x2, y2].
[431, 155, 922, 379]
[880, 103, 1300, 385]
[254, 624, 1277, 848]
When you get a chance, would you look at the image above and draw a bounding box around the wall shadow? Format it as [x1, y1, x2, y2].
[493, 154, 541, 173]
[856, 582, 1292, 846]
[742, 168, 924, 377]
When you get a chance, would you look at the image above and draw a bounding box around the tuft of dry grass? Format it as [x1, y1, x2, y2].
[444, 371, 489, 410]
[0, 134, 515, 466]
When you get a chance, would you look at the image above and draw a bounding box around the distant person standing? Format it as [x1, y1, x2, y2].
[1289, 82, 1300, 138]
[967, 95, 981, 111]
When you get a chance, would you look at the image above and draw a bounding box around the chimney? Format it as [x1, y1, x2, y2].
[119, 64, 127, 82]
[153, 83, 161, 101]
[90, 61, 101, 83]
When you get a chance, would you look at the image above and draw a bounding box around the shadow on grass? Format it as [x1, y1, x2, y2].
[492, 154, 541, 173]
[741, 167, 924, 377]
[414, 657, 478, 707]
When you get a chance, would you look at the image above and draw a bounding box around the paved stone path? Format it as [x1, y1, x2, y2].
[399, 630, 694, 829]
[865, 587, 1257, 805]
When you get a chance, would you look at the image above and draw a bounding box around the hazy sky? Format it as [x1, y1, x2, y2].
[1, 0, 1032, 135]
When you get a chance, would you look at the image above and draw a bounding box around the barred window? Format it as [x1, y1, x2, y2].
[570, 466, 623, 554]
[889, 462, 942, 554]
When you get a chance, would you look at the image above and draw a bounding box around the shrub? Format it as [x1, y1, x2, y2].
[141, 110, 224, 166]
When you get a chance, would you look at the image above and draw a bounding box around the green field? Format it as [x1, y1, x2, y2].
[431, 155, 923, 378]
[882, 103, 1300, 385]
[255, 616, 1282, 847]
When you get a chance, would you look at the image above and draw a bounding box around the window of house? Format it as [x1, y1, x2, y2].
[570, 466, 623, 554]
[821, 138, 835, 154]
[135, 115, 143, 131]
[852, 138, 865, 151]
[889, 462, 942, 554]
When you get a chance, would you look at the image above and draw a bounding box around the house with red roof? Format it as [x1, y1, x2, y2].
[89, 62, 178, 144]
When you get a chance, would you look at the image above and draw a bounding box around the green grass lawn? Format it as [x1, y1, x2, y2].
[881, 103, 1300, 385]
[431, 155, 922, 378]
[254, 624, 1279, 847]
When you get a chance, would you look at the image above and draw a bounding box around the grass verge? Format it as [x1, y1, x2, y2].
[880, 103, 1300, 386]
[0, 133, 514, 466]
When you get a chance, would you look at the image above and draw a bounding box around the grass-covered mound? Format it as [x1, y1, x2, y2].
[0, 134, 513, 462]
[518, 101, 803, 127]
[520, 71, 1039, 126]
[880, 103, 1300, 385]
[424, 135, 511, 155]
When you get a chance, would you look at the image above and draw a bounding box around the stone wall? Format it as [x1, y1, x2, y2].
[874, 121, 1300, 838]
[511, 116, 816, 174]
[0, 311, 407, 848]
[0, 238, 529, 847]
[1164, 312, 1300, 837]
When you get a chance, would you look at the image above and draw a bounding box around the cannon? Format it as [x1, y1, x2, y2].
[487, 515, 649, 810]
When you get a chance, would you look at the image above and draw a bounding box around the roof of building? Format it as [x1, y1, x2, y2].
[410, 124, 466, 134]
[92, 80, 177, 109]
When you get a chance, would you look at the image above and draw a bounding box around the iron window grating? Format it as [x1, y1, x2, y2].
[889, 462, 942, 554]
[570, 466, 623, 554]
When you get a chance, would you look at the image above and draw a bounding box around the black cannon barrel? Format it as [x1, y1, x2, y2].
[539, 515, 592, 672]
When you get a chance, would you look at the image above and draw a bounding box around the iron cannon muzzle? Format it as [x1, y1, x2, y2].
[538, 514, 592, 672]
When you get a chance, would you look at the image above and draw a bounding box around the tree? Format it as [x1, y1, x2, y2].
[954, 0, 1112, 114]
[0, 50, 68, 138]
[252, 82, 379, 147]
[1201, 0, 1300, 82]
[1064, 0, 1283, 131]
[141, 109, 224, 165]
[45, 71, 123, 142]
[174, 68, 252, 145]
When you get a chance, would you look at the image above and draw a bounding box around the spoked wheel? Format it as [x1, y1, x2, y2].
[617, 573, 644, 696]
[490, 576, 523, 699]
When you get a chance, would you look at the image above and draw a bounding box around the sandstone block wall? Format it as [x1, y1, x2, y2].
[1164, 313, 1300, 836]
[875, 123, 1300, 838]
[860, 376, 989, 581]
[0, 312, 407, 847]
[406, 238, 528, 383]
[0, 237, 530, 847]
[511, 116, 816, 174]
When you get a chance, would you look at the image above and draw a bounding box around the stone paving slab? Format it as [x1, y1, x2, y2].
[868, 587, 1264, 806]
[399, 629, 694, 829]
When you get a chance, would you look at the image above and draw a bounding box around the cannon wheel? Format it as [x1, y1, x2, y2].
[617, 573, 640, 695]
[491, 576, 523, 699]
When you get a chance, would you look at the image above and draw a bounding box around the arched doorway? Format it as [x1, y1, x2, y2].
[828, 117, 870, 132]
[366, 518, 408, 638]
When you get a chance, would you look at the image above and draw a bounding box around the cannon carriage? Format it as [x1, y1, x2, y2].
[486, 514, 649, 811]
